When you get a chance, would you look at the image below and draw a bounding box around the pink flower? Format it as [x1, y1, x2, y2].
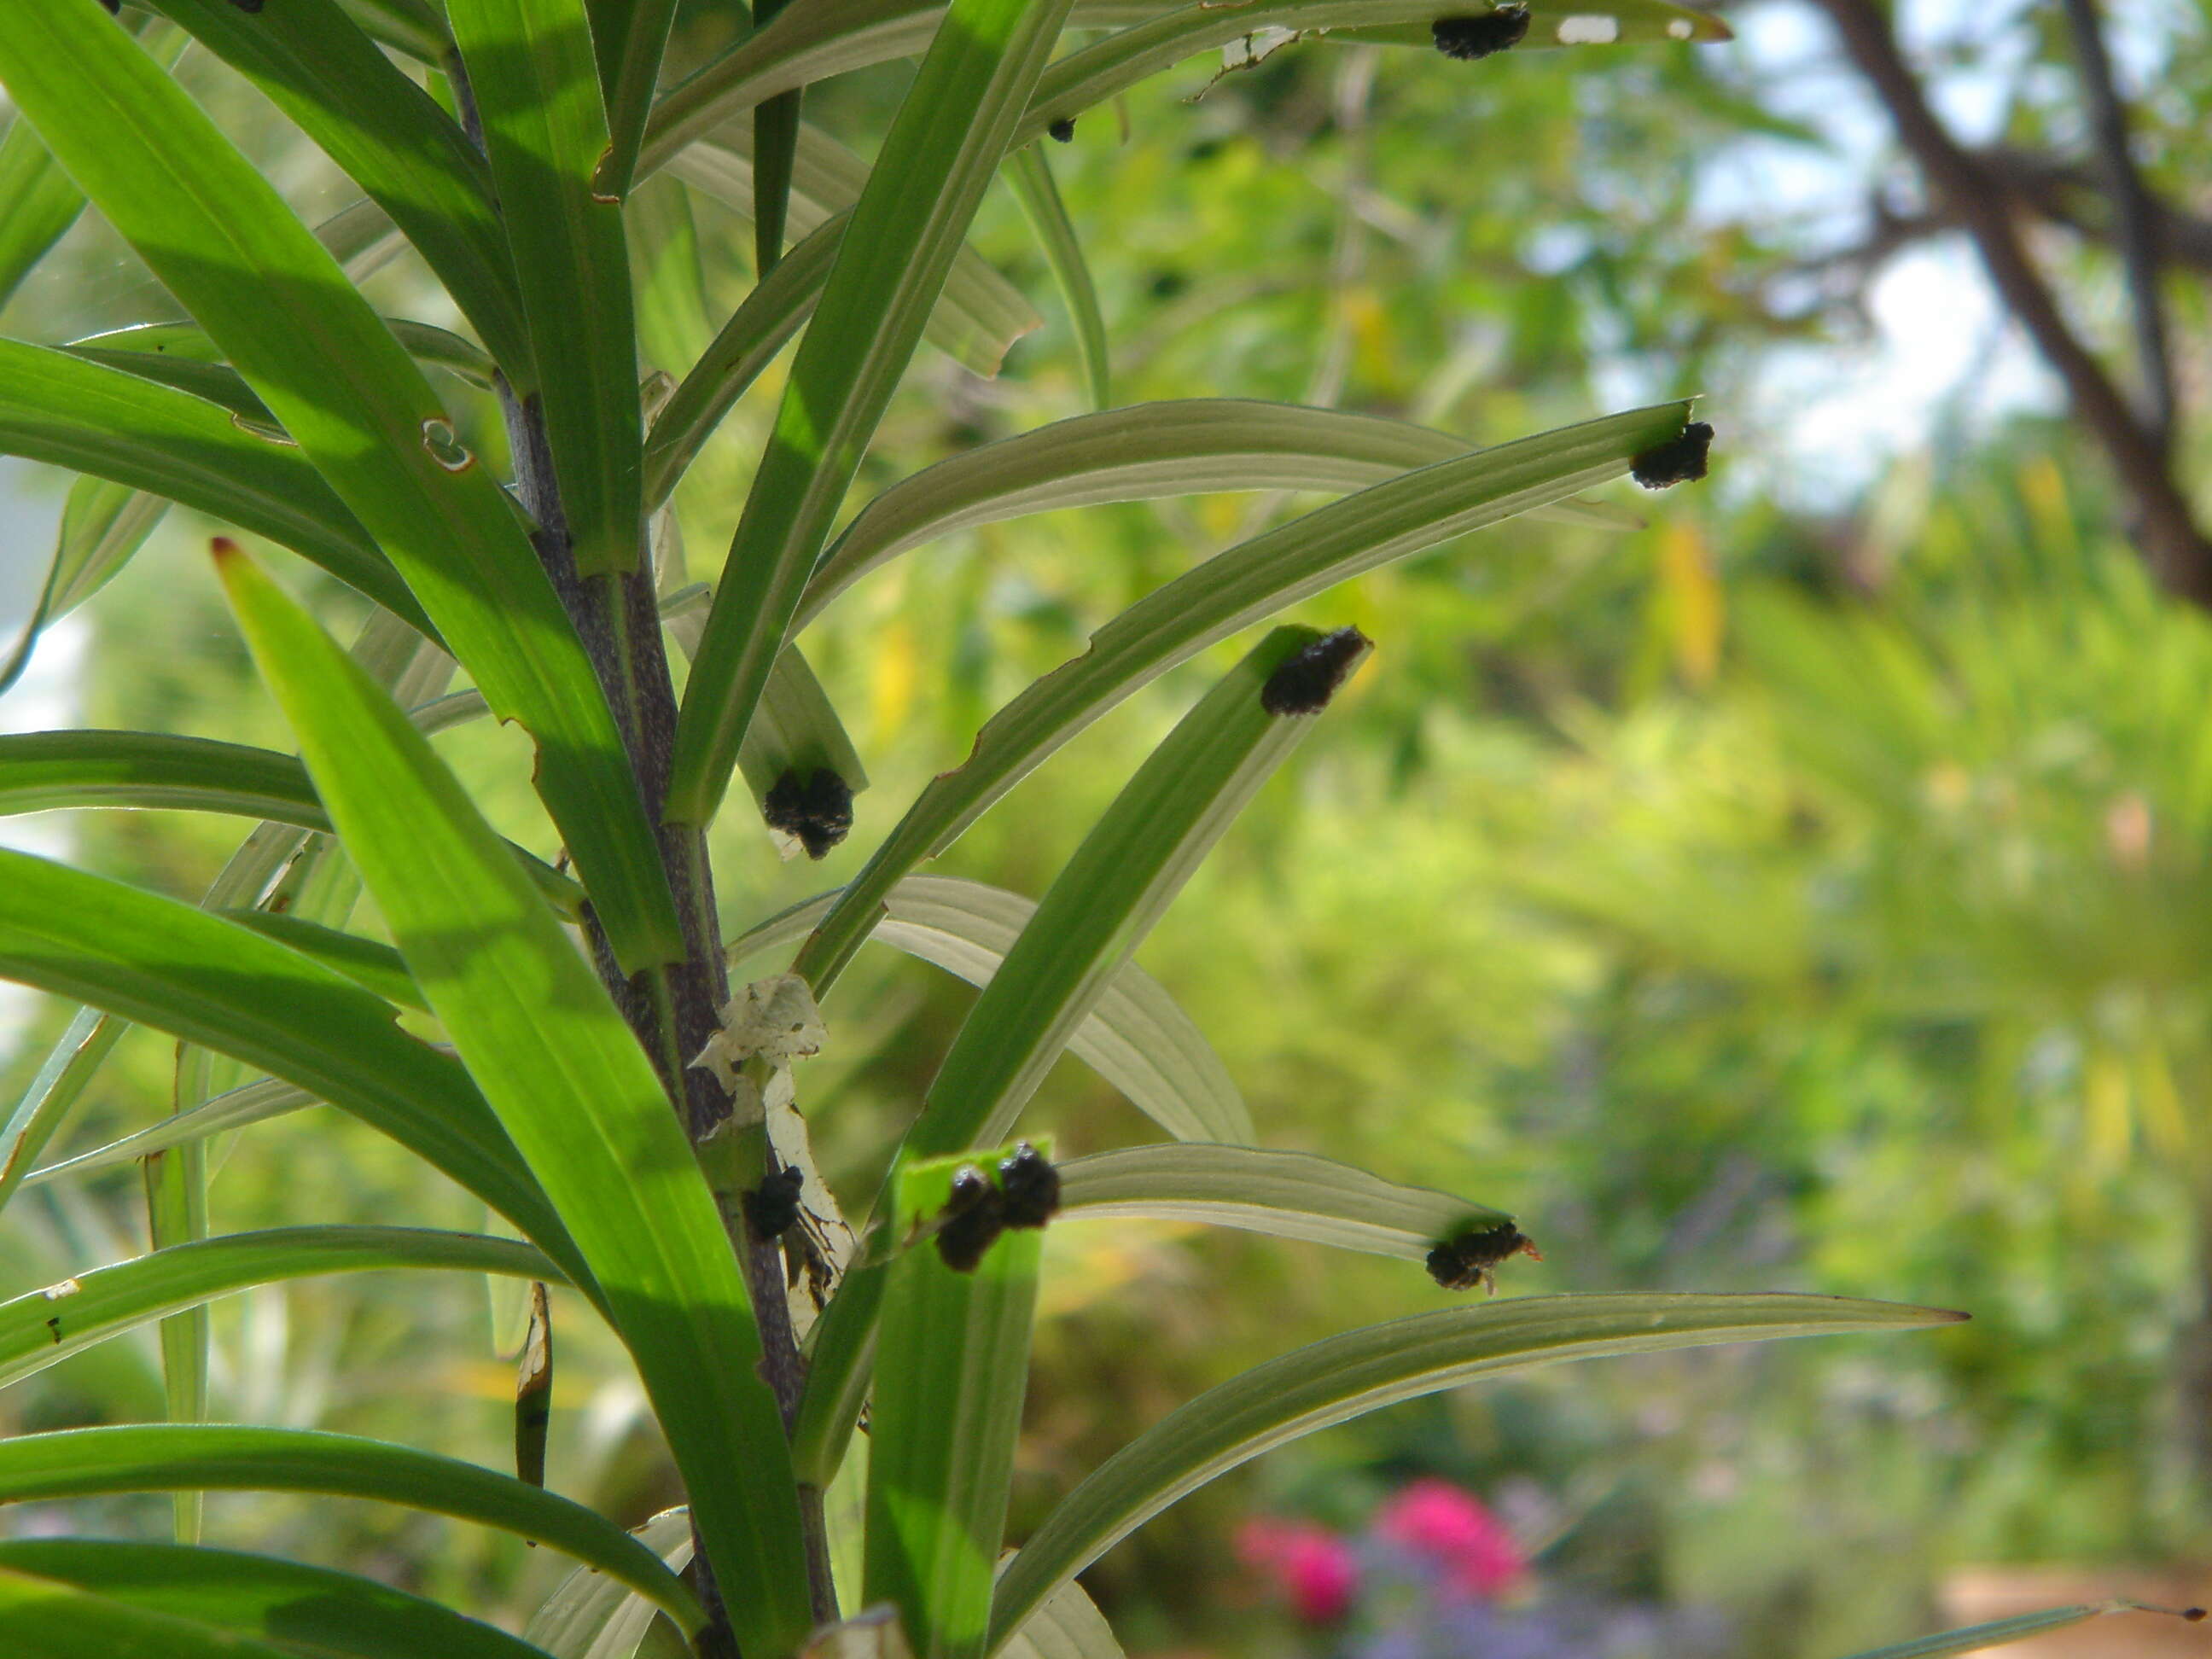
[1372, 1479, 1527, 1598]
[1235, 1517, 1360, 1623]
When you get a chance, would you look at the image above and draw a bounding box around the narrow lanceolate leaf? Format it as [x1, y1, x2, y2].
[795, 401, 1636, 632]
[665, 0, 1081, 827]
[23, 1077, 319, 1190]
[868, 1148, 1046, 1659]
[997, 1574, 1123, 1659]
[1831, 1603, 2203, 1659]
[637, 0, 1722, 171]
[0, 848, 583, 1288]
[1018, 0, 1729, 145]
[0, 7, 682, 972]
[0, 119, 84, 311]
[0, 1569, 302, 1659]
[595, 0, 681, 202]
[0, 1009, 120, 1217]
[667, 128, 1039, 387]
[0, 1540, 553, 1659]
[527, 1507, 697, 1659]
[1006, 146, 1108, 410]
[922, 627, 1357, 1160]
[216, 548, 813, 1659]
[0, 1425, 700, 1628]
[0, 1226, 554, 1394]
[138, 0, 530, 371]
[989, 1294, 1965, 1649]
[450, 0, 644, 575]
[643, 217, 838, 507]
[795, 632, 1351, 1489]
[222, 915, 425, 1010]
[0, 341, 424, 634]
[731, 876, 1250, 1144]
[795, 404, 1692, 992]
[0, 480, 169, 703]
[1057, 1145, 1511, 1264]
[0, 730, 588, 916]
[662, 588, 871, 818]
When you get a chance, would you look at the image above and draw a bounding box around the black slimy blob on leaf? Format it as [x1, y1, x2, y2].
[96, 0, 121, 14]
[742, 1164, 806, 1242]
[1630, 420, 1714, 489]
[763, 766, 854, 859]
[1260, 626, 1370, 716]
[1048, 118, 1076, 143]
[1431, 5, 1530, 60]
[935, 1165, 1007, 1272]
[997, 1143, 1062, 1228]
[1425, 1220, 1540, 1292]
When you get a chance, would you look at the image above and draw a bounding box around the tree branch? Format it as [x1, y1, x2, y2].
[1806, 0, 2212, 604]
[2058, 0, 2174, 449]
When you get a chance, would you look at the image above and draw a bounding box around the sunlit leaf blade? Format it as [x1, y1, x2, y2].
[1006, 146, 1108, 410]
[0, 5, 682, 973]
[868, 1148, 1045, 1659]
[23, 1076, 318, 1190]
[0, 341, 427, 634]
[0, 1569, 300, 1659]
[795, 403, 1691, 992]
[0, 1225, 555, 1394]
[143, 0, 530, 371]
[663, 0, 1079, 827]
[450, 0, 644, 575]
[72, 317, 497, 397]
[0, 119, 84, 311]
[0, 847, 583, 1286]
[731, 876, 1249, 1144]
[1058, 1144, 1512, 1263]
[0, 1008, 119, 1218]
[989, 1294, 1964, 1649]
[795, 401, 1636, 634]
[1830, 1602, 2194, 1658]
[0, 1540, 553, 1659]
[794, 631, 1348, 1488]
[527, 1507, 696, 1659]
[216, 547, 814, 1659]
[0, 1424, 700, 1627]
[667, 129, 1039, 375]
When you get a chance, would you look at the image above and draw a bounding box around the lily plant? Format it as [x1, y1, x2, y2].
[0, 2, 2058, 1657]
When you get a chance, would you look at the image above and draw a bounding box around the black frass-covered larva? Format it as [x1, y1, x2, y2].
[997, 1143, 1062, 1228]
[1630, 420, 1714, 490]
[763, 766, 855, 859]
[1260, 626, 1371, 717]
[1431, 5, 1530, 60]
[742, 1164, 806, 1242]
[1425, 1219, 1541, 1292]
[934, 1165, 1008, 1272]
[1048, 118, 1076, 143]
